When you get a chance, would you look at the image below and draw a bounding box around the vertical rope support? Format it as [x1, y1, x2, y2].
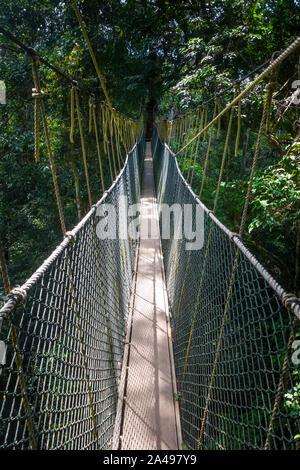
[203, 105, 208, 140]
[216, 97, 221, 139]
[264, 316, 299, 450]
[65, 251, 99, 444]
[31, 56, 66, 236]
[91, 223, 118, 391]
[71, 0, 128, 154]
[182, 115, 192, 169]
[32, 84, 42, 163]
[198, 99, 217, 197]
[74, 87, 93, 208]
[187, 108, 201, 182]
[183, 89, 238, 380]
[9, 319, 37, 449]
[0, 237, 11, 295]
[234, 84, 242, 157]
[91, 98, 105, 193]
[102, 105, 113, 183]
[197, 247, 240, 449]
[189, 106, 205, 184]
[238, 87, 269, 237]
[109, 111, 118, 176]
[265, 79, 275, 133]
[212, 89, 236, 210]
[88, 95, 93, 134]
[69, 86, 75, 144]
[114, 116, 122, 168]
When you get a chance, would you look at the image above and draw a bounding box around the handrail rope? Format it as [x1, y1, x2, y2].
[169, 41, 298, 123]
[0, 26, 139, 126]
[70, 0, 128, 154]
[176, 36, 300, 156]
[31, 55, 66, 236]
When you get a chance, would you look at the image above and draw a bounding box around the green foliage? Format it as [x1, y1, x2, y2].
[249, 151, 299, 235]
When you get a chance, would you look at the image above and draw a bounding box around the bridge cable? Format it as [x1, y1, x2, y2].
[176, 36, 300, 156]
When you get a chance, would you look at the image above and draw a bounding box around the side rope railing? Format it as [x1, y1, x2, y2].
[0, 136, 144, 449]
[152, 125, 300, 450]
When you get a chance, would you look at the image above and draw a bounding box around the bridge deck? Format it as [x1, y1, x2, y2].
[120, 142, 179, 450]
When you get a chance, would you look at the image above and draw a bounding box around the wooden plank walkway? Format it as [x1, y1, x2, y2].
[120, 142, 179, 450]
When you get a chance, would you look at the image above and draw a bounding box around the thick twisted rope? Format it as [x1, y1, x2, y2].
[31, 55, 66, 236]
[176, 36, 300, 156]
[0, 237, 11, 295]
[71, 0, 128, 154]
[90, 97, 105, 193]
[74, 86, 93, 208]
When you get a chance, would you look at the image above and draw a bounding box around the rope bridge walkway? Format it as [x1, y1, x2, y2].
[113, 142, 180, 450]
[0, 3, 299, 449]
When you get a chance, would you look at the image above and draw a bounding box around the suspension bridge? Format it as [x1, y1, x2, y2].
[0, 3, 300, 451]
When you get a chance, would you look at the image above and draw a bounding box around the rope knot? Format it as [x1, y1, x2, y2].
[229, 232, 240, 242]
[281, 293, 300, 310]
[8, 287, 27, 305]
[65, 231, 75, 242]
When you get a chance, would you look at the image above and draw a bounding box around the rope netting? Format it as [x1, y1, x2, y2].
[152, 127, 300, 450]
[0, 137, 144, 449]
